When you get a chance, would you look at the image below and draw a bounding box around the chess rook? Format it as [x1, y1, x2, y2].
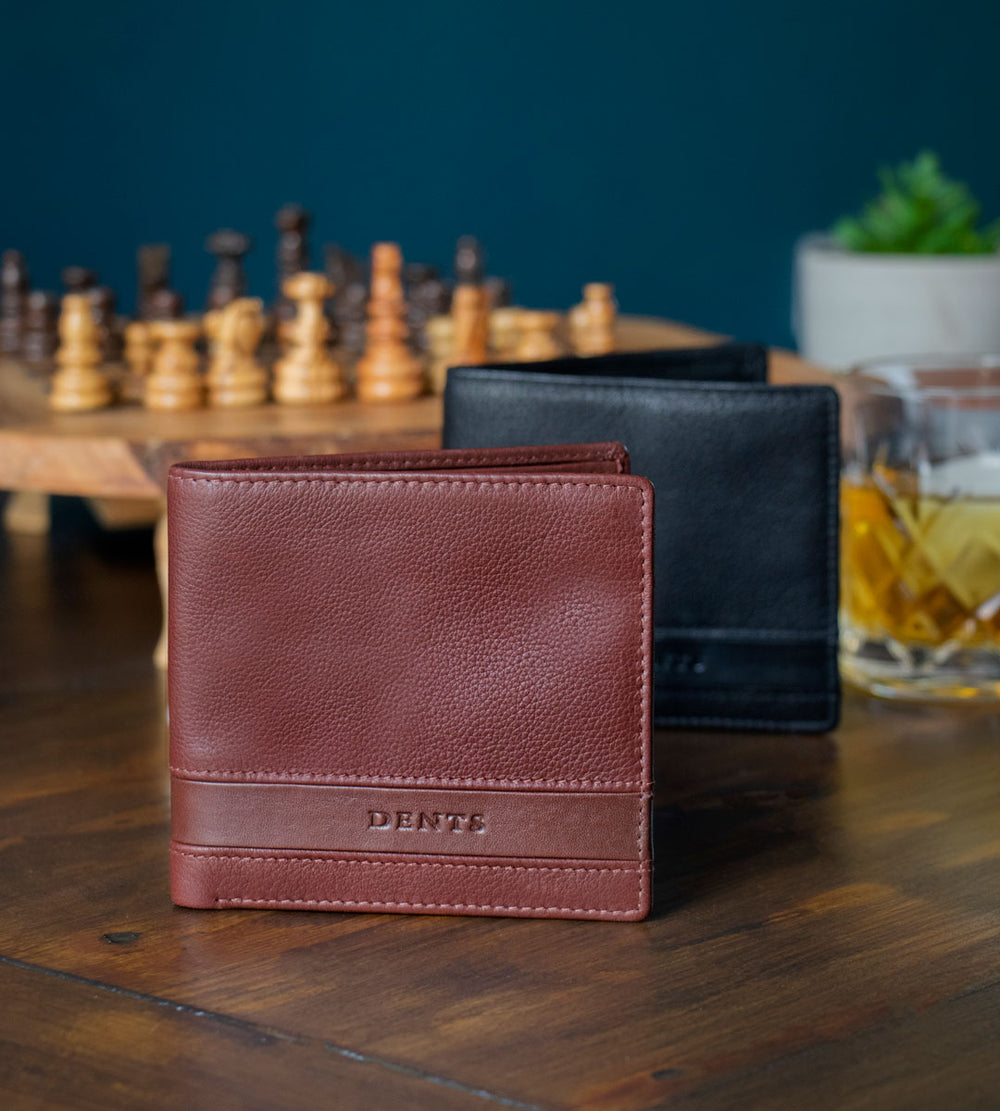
[144, 319, 204, 411]
[206, 297, 268, 408]
[50, 293, 113, 411]
[355, 242, 423, 403]
[273, 272, 345, 405]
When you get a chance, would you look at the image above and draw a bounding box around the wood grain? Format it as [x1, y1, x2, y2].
[1, 526, 998, 1108]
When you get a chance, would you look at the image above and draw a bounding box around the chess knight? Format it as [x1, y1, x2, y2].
[206, 297, 268, 407]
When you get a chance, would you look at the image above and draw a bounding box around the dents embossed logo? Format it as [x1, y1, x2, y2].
[368, 810, 486, 834]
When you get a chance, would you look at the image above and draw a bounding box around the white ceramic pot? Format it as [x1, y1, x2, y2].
[793, 234, 1000, 370]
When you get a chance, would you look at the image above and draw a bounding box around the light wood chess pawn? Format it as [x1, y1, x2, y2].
[273, 273, 345, 405]
[121, 321, 155, 402]
[356, 243, 423, 403]
[570, 282, 617, 355]
[49, 293, 113, 411]
[489, 306, 525, 359]
[425, 314, 455, 395]
[450, 284, 489, 367]
[206, 298, 268, 407]
[514, 310, 563, 362]
[144, 319, 204, 411]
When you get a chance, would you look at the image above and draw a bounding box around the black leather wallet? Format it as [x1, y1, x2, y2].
[443, 344, 840, 733]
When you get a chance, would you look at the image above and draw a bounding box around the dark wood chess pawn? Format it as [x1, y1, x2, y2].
[405, 265, 450, 352]
[21, 291, 59, 364]
[454, 235, 485, 286]
[484, 276, 512, 309]
[1, 249, 29, 355]
[274, 205, 311, 324]
[61, 266, 98, 295]
[205, 229, 251, 310]
[137, 244, 171, 320]
[332, 280, 369, 358]
[146, 288, 185, 320]
[324, 243, 364, 291]
[88, 287, 123, 361]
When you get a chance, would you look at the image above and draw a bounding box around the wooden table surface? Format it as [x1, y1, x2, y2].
[2, 515, 999, 1108]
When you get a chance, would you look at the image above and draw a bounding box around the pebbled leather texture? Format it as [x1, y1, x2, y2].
[442, 345, 840, 733]
[168, 442, 653, 921]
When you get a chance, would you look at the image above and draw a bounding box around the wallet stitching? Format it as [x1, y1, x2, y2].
[173, 851, 639, 875]
[213, 898, 636, 916]
[208, 447, 626, 473]
[169, 770, 644, 788]
[170, 477, 635, 492]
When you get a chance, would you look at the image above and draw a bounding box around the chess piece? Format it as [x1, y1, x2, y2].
[273, 273, 345, 405]
[205, 229, 251, 310]
[454, 235, 485, 285]
[489, 306, 526, 359]
[407, 267, 450, 351]
[147, 288, 185, 320]
[324, 243, 364, 292]
[61, 266, 98, 295]
[206, 297, 268, 407]
[514, 311, 563, 362]
[424, 314, 455, 395]
[274, 205, 311, 323]
[21, 291, 59, 363]
[332, 280, 369, 357]
[50, 293, 113, 411]
[450, 283, 489, 368]
[1, 249, 29, 355]
[137, 244, 171, 320]
[121, 321, 155, 402]
[570, 282, 617, 356]
[355, 243, 423, 403]
[88, 286, 122, 360]
[484, 276, 512, 309]
[145, 319, 203, 410]
[123, 321, 154, 374]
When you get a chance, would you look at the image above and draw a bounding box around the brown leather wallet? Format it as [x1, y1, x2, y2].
[168, 442, 653, 921]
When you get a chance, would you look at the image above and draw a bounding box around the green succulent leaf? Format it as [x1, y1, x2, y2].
[831, 152, 999, 254]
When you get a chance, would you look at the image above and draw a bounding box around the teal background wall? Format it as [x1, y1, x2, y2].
[1, 0, 997, 348]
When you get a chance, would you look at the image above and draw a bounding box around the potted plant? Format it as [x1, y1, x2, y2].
[794, 152, 1000, 369]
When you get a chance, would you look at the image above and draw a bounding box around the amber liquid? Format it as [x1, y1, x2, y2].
[841, 480, 1000, 648]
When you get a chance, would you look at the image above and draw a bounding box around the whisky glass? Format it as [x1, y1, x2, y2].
[840, 356, 1000, 699]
